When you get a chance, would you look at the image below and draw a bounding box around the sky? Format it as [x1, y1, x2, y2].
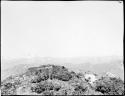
[1, 1, 123, 60]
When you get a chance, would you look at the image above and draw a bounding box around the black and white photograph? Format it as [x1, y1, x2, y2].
[1, 1, 124, 95]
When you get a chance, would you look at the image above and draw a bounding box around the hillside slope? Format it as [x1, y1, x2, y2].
[1, 64, 124, 95]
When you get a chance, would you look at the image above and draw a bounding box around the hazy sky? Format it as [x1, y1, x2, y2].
[1, 1, 123, 60]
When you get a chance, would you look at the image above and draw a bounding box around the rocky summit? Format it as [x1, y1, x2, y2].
[1, 64, 124, 95]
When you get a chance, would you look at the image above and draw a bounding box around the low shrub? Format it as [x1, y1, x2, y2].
[50, 66, 72, 81]
[31, 84, 45, 94]
[95, 77, 124, 95]
[1, 83, 16, 95]
[31, 81, 54, 94]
